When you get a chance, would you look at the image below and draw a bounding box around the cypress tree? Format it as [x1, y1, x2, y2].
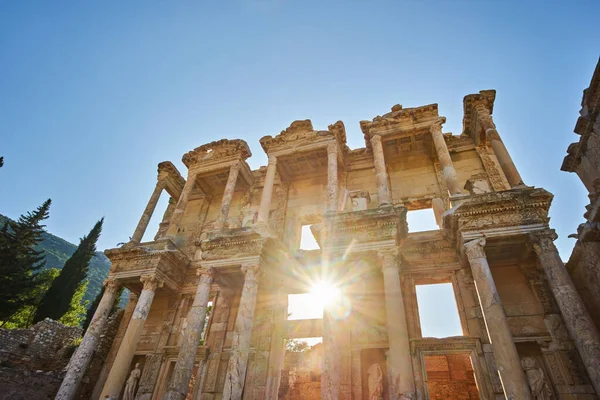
[34, 218, 103, 323]
[0, 199, 51, 320]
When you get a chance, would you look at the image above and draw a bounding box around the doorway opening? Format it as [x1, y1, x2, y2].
[278, 337, 323, 399]
[423, 353, 480, 399]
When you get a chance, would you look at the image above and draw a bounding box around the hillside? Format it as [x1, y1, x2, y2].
[0, 214, 112, 306]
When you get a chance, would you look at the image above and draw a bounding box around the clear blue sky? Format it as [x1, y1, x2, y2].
[1, 1, 599, 261]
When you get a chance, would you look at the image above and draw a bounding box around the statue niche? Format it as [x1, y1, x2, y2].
[367, 363, 384, 400]
[521, 357, 553, 400]
[122, 363, 142, 400]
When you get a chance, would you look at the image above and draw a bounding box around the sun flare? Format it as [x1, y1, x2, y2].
[310, 281, 340, 307]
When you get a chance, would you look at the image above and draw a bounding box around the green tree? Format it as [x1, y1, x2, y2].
[0, 199, 51, 321]
[58, 280, 90, 327]
[286, 339, 310, 353]
[34, 218, 103, 323]
[0, 268, 59, 329]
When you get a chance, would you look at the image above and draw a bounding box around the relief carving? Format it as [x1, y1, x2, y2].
[521, 357, 553, 400]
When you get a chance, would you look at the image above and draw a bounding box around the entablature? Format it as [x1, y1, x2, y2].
[461, 89, 496, 144]
[157, 161, 185, 199]
[182, 139, 253, 194]
[104, 238, 189, 292]
[360, 103, 443, 149]
[259, 119, 348, 181]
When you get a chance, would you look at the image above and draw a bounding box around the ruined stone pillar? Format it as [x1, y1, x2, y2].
[55, 278, 121, 400]
[475, 105, 524, 187]
[167, 171, 197, 235]
[222, 263, 262, 400]
[370, 134, 391, 206]
[257, 155, 277, 224]
[131, 178, 167, 244]
[430, 122, 461, 195]
[216, 161, 241, 231]
[327, 142, 339, 212]
[378, 249, 415, 399]
[101, 275, 163, 399]
[163, 268, 214, 400]
[531, 232, 600, 394]
[464, 238, 531, 399]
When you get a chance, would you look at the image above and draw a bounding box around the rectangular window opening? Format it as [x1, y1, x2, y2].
[406, 208, 440, 233]
[416, 283, 463, 338]
[299, 224, 320, 250]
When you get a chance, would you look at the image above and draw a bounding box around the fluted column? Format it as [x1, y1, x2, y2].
[430, 122, 461, 195]
[475, 105, 524, 187]
[378, 249, 414, 399]
[164, 268, 215, 400]
[101, 275, 163, 399]
[370, 135, 391, 206]
[167, 171, 197, 235]
[55, 278, 121, 400]
[326, 142, 339, 212]
[531, 232, 600, 394]
[464, 239, 531, 399]
[216, 162, 241, 231]
[222, 263, 262, 400]
[131, 179, 167, 244]
[257, 155, 277, 224]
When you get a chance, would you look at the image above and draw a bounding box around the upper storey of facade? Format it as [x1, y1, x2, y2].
[104, 89, 552, 294]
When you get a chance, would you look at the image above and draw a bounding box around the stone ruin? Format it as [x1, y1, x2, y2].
[51, 88, 600, 399]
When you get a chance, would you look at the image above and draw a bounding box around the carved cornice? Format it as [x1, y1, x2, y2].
[182, 139, 251, 168]
[259, 119, 348, 156]
[323, 206, 408, 251]
[360, 103, 442, 148]
[157, 161, 185, 187]
[443, 188, 553, 243]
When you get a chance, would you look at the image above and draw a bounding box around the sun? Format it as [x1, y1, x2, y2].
[310, 280, 340, 308]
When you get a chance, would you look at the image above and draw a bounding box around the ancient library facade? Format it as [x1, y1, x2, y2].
[57, 90, 600, 400]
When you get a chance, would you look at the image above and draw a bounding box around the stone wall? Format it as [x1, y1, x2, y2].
[0, 319, 81, 400]
[0, 318, 81, 371]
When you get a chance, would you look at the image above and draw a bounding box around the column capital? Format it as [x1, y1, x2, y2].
[377, 248, 399, 271]
[241, 263, 263, 281]
[370, 134, 383, 145]
[140, 274, 164, 291]
[464, 238, 487, 260]
[230, 159, 241, 170]
[530, 230, 558, 254]
[267, 155, 277, 166]
[196, 267, 215, 285]
[103, 277, 121, 294]
[429, 120, 443, 134]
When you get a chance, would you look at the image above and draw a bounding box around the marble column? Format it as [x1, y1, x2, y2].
[531, 232, 600, 394]
[167, 171, 197, 235]
[265, 291, 288, 400]
[370, 134, 391, 206]
[464, 239, 531, 399]
[430, 122, 461, 195]
[216, 161, 241, 231]
[222, 263, 262, 400]
[101, 275, 163, 399]
[475, 105, 524, 187]
[55, 278, 121, 400]
[131, 178, 167, 244]
[321, 308, 340, 400]
[378, 249, 414, 399]
[163, 268, 214, 400]
[431, 197, 446, 228]
[257, 155, 277, 224]
[326, 142, 339, 212]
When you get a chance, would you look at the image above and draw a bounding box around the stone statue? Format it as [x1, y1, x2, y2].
[521, 357, 553, 400]
[122, 363, 142, 400]
[367, 363, 384, 400]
